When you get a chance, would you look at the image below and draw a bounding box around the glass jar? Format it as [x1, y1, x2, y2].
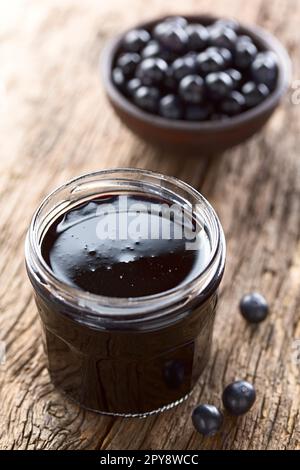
[25, 169, 226, 417]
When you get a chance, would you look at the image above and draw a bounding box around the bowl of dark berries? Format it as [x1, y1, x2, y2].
[102, 15, 291, 153]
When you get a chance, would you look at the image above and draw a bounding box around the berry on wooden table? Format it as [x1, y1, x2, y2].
[192, 404, 224, 436]
[222, 381, 256, 416]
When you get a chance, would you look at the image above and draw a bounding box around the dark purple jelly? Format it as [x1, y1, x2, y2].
[26, 170, 225, 416]
[41, 194, 211, 298]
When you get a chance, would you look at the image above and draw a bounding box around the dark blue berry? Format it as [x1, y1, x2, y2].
[154, 22, 188, 53]
[141, 40, 161, 59]
[218, 47, 233, 65]
[126, 78, 142, 96]
[235, 40, 258, 69]
[133, 86, 160, 112]
[226, 68, 242, 87]
[220, 90, 246, 115]
[136, 57, 168, 85]
[142, 40, 176, 63]
[251, 52, 278, 88]
[123, 29, 151, 52]
[205, 71, 234, 99]
[238, 34, 254, 43]
[179, 75, 205, 104]
[240, 292, 269, 323]
[242, 81, 270, 108]
[197, 49, 225, 74]
[186, 24, 209, 51]
[153, 21, 170, 39]
[222, 381, 256, 416]
[163, 359, 185, 388]
[171, 56, 196, 81]
[192, 404, 223, 436]
[210, 113, 229, 121]
[116, 52, 140, 76]
[185, 51, 198, 61]
[112, 67, 125, 88]
[206, 47, 232, 66]
[209, 26, 237, 49]
[184, 103, 212, 121]
[164, 16, 188, 28]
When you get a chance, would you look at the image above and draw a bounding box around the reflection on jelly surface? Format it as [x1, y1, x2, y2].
[42, 194, 211, 297]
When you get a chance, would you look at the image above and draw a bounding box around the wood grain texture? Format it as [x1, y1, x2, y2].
[0, 0, 300, 450]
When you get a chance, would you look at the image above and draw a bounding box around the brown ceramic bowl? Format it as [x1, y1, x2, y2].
[101, 15, 291, 154]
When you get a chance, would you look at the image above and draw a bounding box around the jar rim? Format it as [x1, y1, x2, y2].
[25, 168, 226, 322]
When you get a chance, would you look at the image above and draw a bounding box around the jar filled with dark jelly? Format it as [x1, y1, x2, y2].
[25, 169, 226, 416]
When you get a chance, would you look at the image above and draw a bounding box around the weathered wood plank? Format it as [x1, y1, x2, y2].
[0, 0, 299, 450]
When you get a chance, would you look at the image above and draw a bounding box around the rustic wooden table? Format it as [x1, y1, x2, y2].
[0, 0, 299, 451]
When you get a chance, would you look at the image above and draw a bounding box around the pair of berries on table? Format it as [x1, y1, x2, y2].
[192, 381, 256, 436]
